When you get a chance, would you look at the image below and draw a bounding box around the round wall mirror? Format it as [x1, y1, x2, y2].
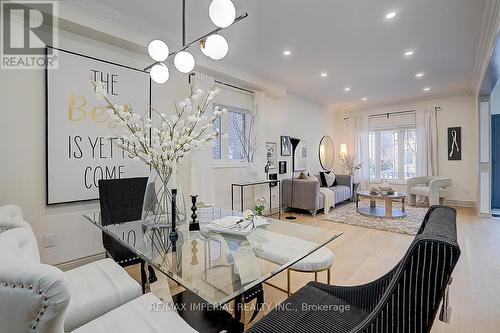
[319, 135, 335, 170]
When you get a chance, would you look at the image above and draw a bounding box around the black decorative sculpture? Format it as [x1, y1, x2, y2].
[189, 195, 200, 231]
[169, 189, 179, 251]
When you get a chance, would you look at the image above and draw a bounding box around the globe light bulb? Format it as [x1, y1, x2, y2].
[209, 0, 236, 28]
[147, 40, 169, 62]
[174, 51, 195, 73]
[150, 63, 169, 84]
[200, 34, 229, 60]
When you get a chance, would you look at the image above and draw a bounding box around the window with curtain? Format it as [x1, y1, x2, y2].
[212, 116, 222, 160]
[211, 104, 248, 161]
[227, 110, 246, 160]
[369, 127, 417, 182]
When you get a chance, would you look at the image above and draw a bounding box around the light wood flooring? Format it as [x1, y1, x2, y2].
[126, 207, 500, 333]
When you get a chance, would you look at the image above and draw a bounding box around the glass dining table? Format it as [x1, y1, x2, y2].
[83, 207, 341, 317]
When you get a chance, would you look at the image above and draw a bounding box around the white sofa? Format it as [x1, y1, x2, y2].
[0, 205, 199, 333]
[407, 177, 452, 206]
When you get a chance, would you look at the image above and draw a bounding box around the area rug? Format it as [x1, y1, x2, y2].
[323, 202, 428, 235]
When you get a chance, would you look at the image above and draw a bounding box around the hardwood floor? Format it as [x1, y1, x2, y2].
[126, 207, 500, 333]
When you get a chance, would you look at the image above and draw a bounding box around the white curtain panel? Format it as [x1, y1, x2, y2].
[351, 113, 370, 189]
[416, 108, 438, 176]
[252, 91, 266, 177]
[189, 72, 216, 205]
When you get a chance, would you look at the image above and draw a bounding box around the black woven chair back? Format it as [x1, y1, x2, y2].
[356, 206, 461, 333]
[98, 177, 147, 266]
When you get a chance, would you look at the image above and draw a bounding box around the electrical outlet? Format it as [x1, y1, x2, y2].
[44, 233, 56, 248]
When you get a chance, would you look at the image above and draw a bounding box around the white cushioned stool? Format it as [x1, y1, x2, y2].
[248, 229, 334, 295]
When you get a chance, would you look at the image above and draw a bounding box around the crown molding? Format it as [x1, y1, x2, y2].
[59, 0, 163, 38]
[331, 89, 473, 113]
[472, 0, 500, 95]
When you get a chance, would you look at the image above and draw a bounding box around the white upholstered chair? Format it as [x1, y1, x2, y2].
[0, 205, 197, 333]
[0, 206, 142, 332]
[407, 177, 452, 206]
[72, 292, 198, 333]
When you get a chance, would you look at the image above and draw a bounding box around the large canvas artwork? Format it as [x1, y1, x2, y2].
[46, 47, 150, 204]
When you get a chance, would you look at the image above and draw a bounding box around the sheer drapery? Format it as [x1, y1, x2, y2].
[416, 108, 438, 176]
[351, 113, 370, 190]
[252, 91, 266, 178]
[189, 72, 215, 205]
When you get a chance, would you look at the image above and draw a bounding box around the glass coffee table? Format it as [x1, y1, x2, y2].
[356, 190, 406, 218]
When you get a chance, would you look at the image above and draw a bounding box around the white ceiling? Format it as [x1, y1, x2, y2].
[99, 0, 487, 110]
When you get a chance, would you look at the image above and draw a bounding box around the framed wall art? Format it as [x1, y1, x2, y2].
[46, 46, 151, 204]
[448, 127, 461, 160]
[281, 135, 291, 156]
[266, 142, 278, 169]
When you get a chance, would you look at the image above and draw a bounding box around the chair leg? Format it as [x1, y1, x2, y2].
[408, 194, 416, 206]
[287, 269, 291, 296]
[314, 272, 318, 282]
[327, 268, 331, 285]
[148, 265, 158, 284]
[140, 261, 147, 294]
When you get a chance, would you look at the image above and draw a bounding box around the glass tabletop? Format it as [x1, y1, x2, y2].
[83, 207, 341, 306]
[357, 190, 406, 199]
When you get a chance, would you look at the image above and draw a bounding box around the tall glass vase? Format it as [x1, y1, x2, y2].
[141, 167, 187, 228]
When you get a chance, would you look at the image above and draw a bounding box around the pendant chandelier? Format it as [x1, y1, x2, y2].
[146, 0, 248, 84]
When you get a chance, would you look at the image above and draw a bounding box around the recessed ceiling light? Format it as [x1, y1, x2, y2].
[423, 87, 431, 92]
[320, 72, 328, 77]
[362, 97, 368, 101]
[404, 50, 415, 57]
[344, 87, 351, 92]
[415, 72, 425, 78]
[385, 11, 397, 20]
[283, 50, 291, 56]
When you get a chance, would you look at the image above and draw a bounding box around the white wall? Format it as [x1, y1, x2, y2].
[0, 30, 333, 265]
[332, 93, 478, 204]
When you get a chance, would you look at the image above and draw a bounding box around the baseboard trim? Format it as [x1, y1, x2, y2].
[56, 252, 106, 271]
[446, 200, 476, 208]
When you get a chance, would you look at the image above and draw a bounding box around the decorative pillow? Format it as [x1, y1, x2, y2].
[319, 171, 338, 187]
[297, 171, 309, 179]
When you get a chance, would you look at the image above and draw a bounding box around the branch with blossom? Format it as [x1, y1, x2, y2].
[92, 81, 224, 183]
[339, 154, 362, 176]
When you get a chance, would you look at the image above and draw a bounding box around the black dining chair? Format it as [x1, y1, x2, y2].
[98, 177, 157, 293]
[248, 205, 461, 333]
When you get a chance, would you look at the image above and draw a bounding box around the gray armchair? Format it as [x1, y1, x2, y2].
[282, 174, 353, 216]
[407, 176, 451, 206]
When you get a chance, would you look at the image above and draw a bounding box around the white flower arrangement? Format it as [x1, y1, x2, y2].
[92, 81, 223, 184]
[339, 154, 362, 176]
[243, 209, 255, 221]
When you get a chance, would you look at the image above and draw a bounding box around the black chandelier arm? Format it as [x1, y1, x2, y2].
[144, 12, 249, 71]
[182, 0, 186, 47]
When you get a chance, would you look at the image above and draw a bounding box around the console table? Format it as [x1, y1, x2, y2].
[231, 180, 281, 219]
